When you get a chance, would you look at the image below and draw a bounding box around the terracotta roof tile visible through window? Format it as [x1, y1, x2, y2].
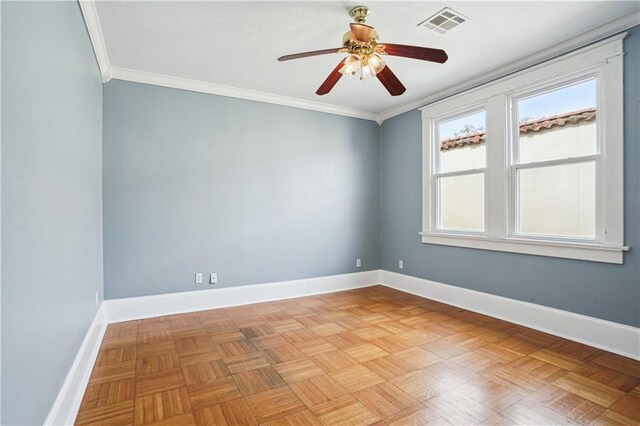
[440, 107, 596, 151]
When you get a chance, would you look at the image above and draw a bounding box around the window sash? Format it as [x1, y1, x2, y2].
[434, 106, 487, 174]
[510, 157, 600, 243]
[434, 170, 486, 234]
[507, 71, 604, 243]
[430, 106, 489, 235]
[509, 74, 602, 166]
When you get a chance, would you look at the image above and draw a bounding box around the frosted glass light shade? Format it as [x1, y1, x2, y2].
[339, 54, 386, 80]
[339, 55, 362, 78]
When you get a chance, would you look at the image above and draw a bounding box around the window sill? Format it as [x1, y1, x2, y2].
[419, 232, 629, 264]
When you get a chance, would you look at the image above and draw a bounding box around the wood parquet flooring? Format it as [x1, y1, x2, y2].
[76, 286, 640, 425]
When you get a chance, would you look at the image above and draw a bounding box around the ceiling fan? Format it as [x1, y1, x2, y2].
[277, 6, 448, 96]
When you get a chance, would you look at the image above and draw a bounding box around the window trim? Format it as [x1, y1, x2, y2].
[420, 35, 628, 264]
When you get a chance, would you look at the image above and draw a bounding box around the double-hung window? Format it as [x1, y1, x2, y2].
[433, 108, 487, 234]
[421, 36, 627, 263]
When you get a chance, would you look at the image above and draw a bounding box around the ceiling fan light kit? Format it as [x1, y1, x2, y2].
[277, 5, 448, 97]
[339, 53, 386, 80]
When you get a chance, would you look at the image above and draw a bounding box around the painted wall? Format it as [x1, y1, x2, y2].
[103, 80, 380, 299]
[380, 27, 640, 327]
[0, 2, 3, 421]
[1, 2, 103, 424]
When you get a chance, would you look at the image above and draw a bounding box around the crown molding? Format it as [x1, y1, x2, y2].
[110, 67, 380, 122]
[79, 0, 378, 123]
[377, 12, 640, 124]
[79, 0, 111, 82]
[80, 1, 637, 125]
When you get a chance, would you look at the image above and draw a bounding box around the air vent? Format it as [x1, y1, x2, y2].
[418, 8, 468, 34]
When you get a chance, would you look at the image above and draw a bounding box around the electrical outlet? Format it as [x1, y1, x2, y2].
[195, 273, 203, 284]
[399, 260, 404, 269]
[356, 259, 361, 268]
[210, 273, 218, 284]
[95, 291, 99, 305]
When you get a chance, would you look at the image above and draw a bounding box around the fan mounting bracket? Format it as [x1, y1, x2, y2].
[349, 6, 370, 24]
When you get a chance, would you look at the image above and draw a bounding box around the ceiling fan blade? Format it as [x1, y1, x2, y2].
[316, 59, 346, 95]
[377, 65, 406, 96]
[350, 23, 375, 42]
[278, 48, 343, 62]
[381, 44, 448, 63]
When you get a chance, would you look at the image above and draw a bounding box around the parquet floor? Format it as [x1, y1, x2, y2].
[76, 286, 640, 425]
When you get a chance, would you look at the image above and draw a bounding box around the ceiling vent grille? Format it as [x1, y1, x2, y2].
[419, 8, 468, 34]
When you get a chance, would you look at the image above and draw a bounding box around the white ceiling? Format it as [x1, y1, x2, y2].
[95, 1, 639, 115]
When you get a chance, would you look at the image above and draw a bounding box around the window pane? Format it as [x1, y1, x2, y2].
[518, 162, 595, 238]
[438, 173, 484, 231]
[438, 110, 486, 173]
[517, 79, 597, 163]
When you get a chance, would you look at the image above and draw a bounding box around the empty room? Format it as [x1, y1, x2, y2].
[1, 1, 640, 425]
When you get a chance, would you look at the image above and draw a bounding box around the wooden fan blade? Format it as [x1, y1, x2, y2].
[278, 48, 343, 62]
[316, 59, 346, 95]
[350, 23, 374, 42]
[381, 44, 448, 63]
[376, 65, 406, 96]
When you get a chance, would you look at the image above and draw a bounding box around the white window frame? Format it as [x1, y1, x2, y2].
[509, 72, 602, 243]
[420, 35, 628, 264]
[432, 104, 488, 235]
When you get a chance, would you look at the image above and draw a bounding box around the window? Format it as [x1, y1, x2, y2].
[436, 109, 486, 232]
[512, 79, 598, 240]
[421, 36, 627, 263]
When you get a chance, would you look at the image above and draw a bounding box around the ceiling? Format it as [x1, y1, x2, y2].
[94, 1, 639, 116]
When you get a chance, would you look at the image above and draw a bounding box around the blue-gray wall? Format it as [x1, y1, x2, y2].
[103, 80, 380, 299]
[0, 1, 3, 422]
[1, 2, 103, 424]
[380, 26, 640, 328]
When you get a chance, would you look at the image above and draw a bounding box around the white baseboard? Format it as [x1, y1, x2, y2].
[381, 270, 640, 360]
[106, 269, 638, 358]
[48, 268, 639, 425]
[106, 270, 382, 323]
[44, 303, 107, 426]
[45, 270, 380, 425]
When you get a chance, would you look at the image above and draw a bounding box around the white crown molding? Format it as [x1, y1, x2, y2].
[80, 1, 637, 125]
[110, 66, 379, 123]
[78, 0, 377, 122]
[44, 303, 107, 426]
[78, 0, 111, 82]
[377, 12, 640, 124]
[381, 270, 640, 360]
